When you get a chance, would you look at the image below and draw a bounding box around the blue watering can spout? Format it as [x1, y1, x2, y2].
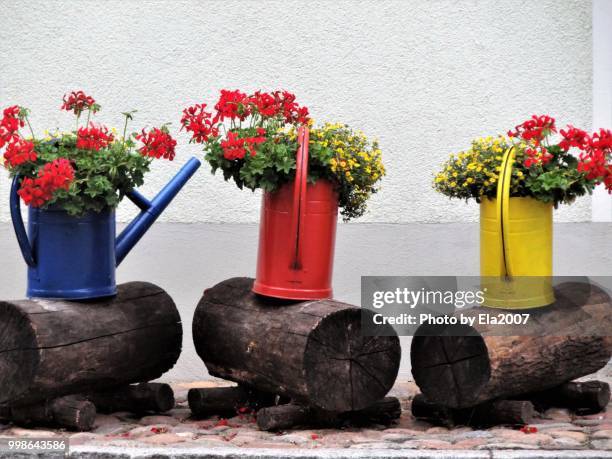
[115, 157, 201, 265]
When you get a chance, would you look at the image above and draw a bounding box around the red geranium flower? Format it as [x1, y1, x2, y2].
[0, 105, 25, 147]
[215, 89, 250, 121]
[221, 128, 267, 160]
[77, 123, 114, 151]
[18, 158, 74, 207]
[244, 127, 267, 154]
[578, 148, 608, 181]
[37, 158, 75, 191]
[136, 127, 176, 160]
[220, 131, 248, 160]
[589, 128, 612, 151]
[523, 146, 553, 168]
[61, 91, 96, 115]
[508, 115, 556, 144]
[559, 125, 590, 151]
[273, 90, 310, 125]
[17, 177, 48, 207]
[181, 103, 219, 143]
[3, 138, 36, 167]
[249, 91, 280, 118]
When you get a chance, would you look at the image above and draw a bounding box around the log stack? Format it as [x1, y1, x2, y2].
[0, 282, 182, 430]
[411, 281, 612, 426]
[191, 277, 403, 430]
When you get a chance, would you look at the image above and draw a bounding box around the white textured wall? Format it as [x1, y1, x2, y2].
[0, 0, 592, 223]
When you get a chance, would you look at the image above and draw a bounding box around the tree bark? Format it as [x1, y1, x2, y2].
[411, 282, 612, 409]
[193, 277, 401, 412]
[0, 282, 182, 407]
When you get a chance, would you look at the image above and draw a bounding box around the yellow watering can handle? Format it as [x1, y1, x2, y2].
[496, 146, 516, 279]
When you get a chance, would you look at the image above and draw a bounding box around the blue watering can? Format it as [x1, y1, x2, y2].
[10, 157, 201, 300]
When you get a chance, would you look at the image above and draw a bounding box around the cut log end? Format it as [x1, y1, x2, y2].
[411, 331, 490, 408]
[51, 397, 97, 432]
[304, 308, 400, 412]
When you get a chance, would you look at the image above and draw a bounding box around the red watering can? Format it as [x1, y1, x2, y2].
[253, 126, 338, 300]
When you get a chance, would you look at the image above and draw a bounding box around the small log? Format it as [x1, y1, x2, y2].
[6, 396, 96, 431]
[0, 282, 182, 407]
[256, 397, 401, 431]
[257, 404, 310, 431]
[188, 386, 277, 418]
[411, 282, 612, 409]
[193, 278, 401, 412]
[342, 396, 402, 426]
[86, 383, 175, 414]
[412, 394, 534, 427]
[525, 380, 610, 414]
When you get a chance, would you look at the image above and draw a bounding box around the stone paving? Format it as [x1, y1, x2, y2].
[0, 377, 611, 457]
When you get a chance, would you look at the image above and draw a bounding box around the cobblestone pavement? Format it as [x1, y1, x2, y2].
[1, 377, 611, 457]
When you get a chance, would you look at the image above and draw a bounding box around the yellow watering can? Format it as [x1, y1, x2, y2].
[480, 147, 555, 309]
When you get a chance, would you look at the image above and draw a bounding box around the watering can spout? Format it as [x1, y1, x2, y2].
[115, 157, 201, 266]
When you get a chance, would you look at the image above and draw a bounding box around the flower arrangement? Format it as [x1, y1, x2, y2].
[434, 115, 612, 206]
[1, 91, 177, 215]
[181, 89, 384, 220]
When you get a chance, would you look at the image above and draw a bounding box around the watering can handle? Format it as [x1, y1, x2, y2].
[10, 175, 36, 267]
[289, 126, 309, 270]
[496, 146, 516, 279]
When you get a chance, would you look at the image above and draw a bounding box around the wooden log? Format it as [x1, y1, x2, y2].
[525, 380, 610, 414]
[86, 383, 175, 414]
[344, 396, 402, 426]
[257, 404, 310, 431]
[193, 277, 401, 412]
[5, 396, 96, 431]
[188, 386, 278, 418]
[0, 282, 182, 407]
[256, 397, 402, 431]
[412, 393, 534, 427]
[411, 282, 612, 409]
